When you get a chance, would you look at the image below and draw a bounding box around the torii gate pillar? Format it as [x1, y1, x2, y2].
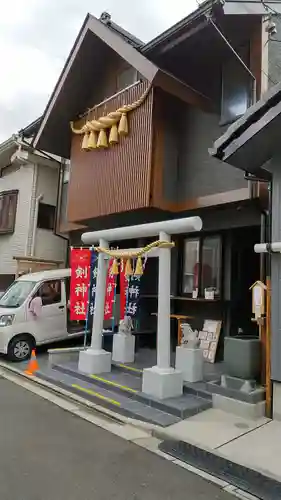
[79, 217, 202, 399]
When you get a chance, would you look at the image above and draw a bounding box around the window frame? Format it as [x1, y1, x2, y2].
[0, 190, 18, 234]
[116, 66, 138, 93]
[179, 233, 223, 299]
[37, 202, 56, 231]
[34, 279, 62, 307]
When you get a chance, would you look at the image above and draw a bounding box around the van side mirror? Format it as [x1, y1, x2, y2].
[29, 297, 42, 317]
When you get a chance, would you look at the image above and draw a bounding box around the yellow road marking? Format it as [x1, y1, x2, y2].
[72, 384, 121, 406]
[117, 363, 142, 374]
[90, 374, 138, 394]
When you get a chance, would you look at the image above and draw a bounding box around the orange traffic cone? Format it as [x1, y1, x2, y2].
[24, 349, 39, 376]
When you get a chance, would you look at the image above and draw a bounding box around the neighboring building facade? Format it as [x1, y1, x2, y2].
[34, 2, 281, 350]
[0, 122, 67, 289]
[210, 80, 281, 419]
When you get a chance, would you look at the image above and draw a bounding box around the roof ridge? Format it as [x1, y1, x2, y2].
[99, 11, 143, 48]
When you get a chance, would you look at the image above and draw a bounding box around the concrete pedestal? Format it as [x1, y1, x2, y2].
[78, 348, 111, 375]
[175, 346, 203, 383]
[142, 366, 183, 399]
[112, 333, 135, 363]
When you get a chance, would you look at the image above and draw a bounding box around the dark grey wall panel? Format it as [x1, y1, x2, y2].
[177, 106, 248, 200]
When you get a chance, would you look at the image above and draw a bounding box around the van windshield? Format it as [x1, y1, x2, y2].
[0, 281, 36, 308]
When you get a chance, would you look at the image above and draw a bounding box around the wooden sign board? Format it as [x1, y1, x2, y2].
[250, 281, 267, 320]
[198, 319, 222, 364]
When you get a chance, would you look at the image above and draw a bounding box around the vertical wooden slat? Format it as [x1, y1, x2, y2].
[68, 82, 153, 223]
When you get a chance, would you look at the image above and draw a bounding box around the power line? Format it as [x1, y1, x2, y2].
[260, 0, 280, 16]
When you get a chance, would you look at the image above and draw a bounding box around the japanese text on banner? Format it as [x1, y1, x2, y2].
[120, 260, 127, 321]
[86, 250, 98, 329]
[70, 248, 91, 320]
[104, 259, 117, 321]
[120, 260, 143, 320]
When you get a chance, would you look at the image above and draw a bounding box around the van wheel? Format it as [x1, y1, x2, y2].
[7, 335, 34, 362]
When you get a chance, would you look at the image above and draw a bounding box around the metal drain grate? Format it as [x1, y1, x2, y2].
[159, 439, 281, 500]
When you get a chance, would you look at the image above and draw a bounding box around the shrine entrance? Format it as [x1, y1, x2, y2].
[79, 216, 202, 400]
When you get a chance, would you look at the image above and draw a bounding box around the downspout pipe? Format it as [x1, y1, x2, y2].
[54, 160, 68, 241]
[30, 193, 44, 257]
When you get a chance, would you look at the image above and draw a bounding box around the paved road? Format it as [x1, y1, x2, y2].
[0, 377, 233, 500]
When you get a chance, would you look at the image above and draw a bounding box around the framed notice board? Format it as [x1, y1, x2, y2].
[198, 320, 222, 363]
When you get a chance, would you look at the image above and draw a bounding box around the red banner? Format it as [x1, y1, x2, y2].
[120, 259, 128, 320]
[104, 259, 117, 321]
[70, 248, 91, 320]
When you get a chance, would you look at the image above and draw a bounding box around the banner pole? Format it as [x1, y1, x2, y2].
[84, 248, 93, 349]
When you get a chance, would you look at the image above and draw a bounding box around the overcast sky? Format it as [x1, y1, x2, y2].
[0, 0, 199, 143]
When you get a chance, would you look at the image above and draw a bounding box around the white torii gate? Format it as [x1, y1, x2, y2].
[79, 216, 202, 399]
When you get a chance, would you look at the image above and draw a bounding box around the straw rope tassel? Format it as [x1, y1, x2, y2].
[82, 133, 90, 151]
[87, 130, 97, 150]
[111, 258, 119, 275]
[125, 258, 133, 276]
[70, 84, 152, 151]
[109, 124, 118, 145]
[97, 129, 108, 148]
[134, 256, 143, 276]
[118, 113, 128, 136]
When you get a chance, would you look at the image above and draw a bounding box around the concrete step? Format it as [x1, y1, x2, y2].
[183, 381, 213, 401]
[36, 367, 181, 427]
[111, 361, 143, 378]
[206, 378, 265, 404]
[212, 393, 266, 419]
[52, 363, 212, 419]
[52, 363, 142, 396]
[113, 362, 213, 402]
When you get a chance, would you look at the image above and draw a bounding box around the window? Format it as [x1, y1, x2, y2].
[201, 236, 222, 295]
[0, 280, 36, 308]
[36, 280, 61, 306]
[116, 67, 138, 92]
[182, 235, 222, 297]
[220, 45, 252, 126]
[37, 203, 55, 230]
[182, 240, 200, 294]
[0, 190, 18, 234]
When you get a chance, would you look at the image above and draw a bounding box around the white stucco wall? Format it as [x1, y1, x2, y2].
[35, 228, 67, 263]
[36, 164, 59, 205]
[34, 164, 67, 263]
[0, 159, 67, 276]
[0, 164, 34, 275]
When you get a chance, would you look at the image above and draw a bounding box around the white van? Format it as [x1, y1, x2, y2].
[0, 268, 86, 361]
